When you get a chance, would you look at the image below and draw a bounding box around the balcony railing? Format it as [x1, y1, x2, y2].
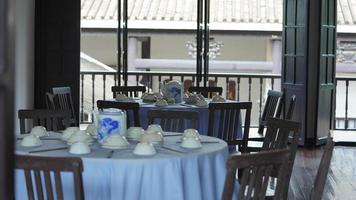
[80, 70, 356, 130]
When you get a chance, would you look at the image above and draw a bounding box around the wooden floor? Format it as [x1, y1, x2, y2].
[288, 146, 356, 200]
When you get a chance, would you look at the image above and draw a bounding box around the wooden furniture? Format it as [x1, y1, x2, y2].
[45, 92, 56, 110]
[258, 90, 283, 135]
[222, 149, 292, 200]
[111, 86, 146, 98]
[96, 100, 140, 127]
[52, 87, 77, 126]
[18, 109, 71, 134]
[188, 86, 223, 98]
[285, 95, 296, 120]
[15, 155, 84, 200]
[147, 110, 198, 132]
[310, 137, 335, 200]
[208, 102, 252, 153]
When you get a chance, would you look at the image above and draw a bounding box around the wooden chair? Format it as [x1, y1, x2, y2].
[258, 90, 283, 135]
[310, 137, 335, 200]
[96, 100, 140, 127]
[208, 102, 252, 153]
[188, 86, 223, 98]
[15, 155, 84, 200]
[52, 87, 77, 126]
[285, 95, 296, 120]
[45, 92, 56, 110]
[222, 149, 292, 200]
[248, 95, 297, 146]
[111, 86, 146, 98]
[147, 110, 198, 132]
[18, 109, 71, 134]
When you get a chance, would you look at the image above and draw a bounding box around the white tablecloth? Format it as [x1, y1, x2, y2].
[15, 132, 232, 200]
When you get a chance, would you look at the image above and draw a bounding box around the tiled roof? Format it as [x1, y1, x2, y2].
[81, 0, 356, 31]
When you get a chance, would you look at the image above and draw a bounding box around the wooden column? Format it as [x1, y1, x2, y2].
[282, 0, 336, 146]
[34, 0, 81, 120]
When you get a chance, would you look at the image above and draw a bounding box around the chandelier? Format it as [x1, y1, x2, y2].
[186, 37, 223, 59]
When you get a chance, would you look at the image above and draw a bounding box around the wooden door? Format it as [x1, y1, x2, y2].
[0, 0, 15, 198]
[282, 0, 337, 146]
[34, 0, 80, 120]
[316, 0, 336, 144]
[282, 0, 307, 145]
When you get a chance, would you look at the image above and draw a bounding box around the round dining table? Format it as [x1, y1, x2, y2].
[127, 99, 242, 138]
[15, 132, 232, 200]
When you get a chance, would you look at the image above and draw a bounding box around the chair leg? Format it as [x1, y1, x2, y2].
[257, 125, 264, 135]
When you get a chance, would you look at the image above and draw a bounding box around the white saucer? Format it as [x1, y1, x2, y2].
[102, 145, 129, 150]
[21, 143, 43, 148]
[133, 151, 156, 156]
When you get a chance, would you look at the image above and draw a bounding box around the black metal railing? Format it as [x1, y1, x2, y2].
[335, 76, 356, 130]
[80, 71, 281, 126]
[79, 70, 356, 130]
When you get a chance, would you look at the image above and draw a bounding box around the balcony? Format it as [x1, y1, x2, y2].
[79, 70, 356, 133]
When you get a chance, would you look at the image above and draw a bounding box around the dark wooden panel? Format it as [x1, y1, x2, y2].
[35, 0, 80, 119]
[0, 0, 15, 198]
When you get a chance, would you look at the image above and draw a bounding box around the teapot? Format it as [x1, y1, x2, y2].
[160, 80, 183, 103]
[93, 108, 127, 142]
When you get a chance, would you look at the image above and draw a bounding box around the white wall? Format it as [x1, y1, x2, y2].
[14, 0, 35, 134]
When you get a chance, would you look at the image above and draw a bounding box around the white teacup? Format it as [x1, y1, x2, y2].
[62, 127, 80, 141]
[182, 129, 200, 140]
[181, 137, 202, 149]
[102, 134, 129, 149]
[21, 134, 42, 147]
[30, 126, 48, 137]
[141, 130, 164, 145]
[147, 124, 163, 133]
[67, 130, 93, 145]
[127, 127, 144, 140]
[133, 142, 156, 156]
[69, 142, 91, 154]
[86, 124, 97, 137]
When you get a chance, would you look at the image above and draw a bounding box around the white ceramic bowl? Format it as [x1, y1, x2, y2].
[212, 95, 226, 102]
[69, 142, 91, 154]
[146, 124, 163, 133]
[62, 127, 80, 141]
[30, 126, 48, 137]
[181, 137, 202, 149]
[140, 130, 164, 145]
[126, 127, 144, 140]
[196, 99, 208, 107]
[102, 134, 129, 149]
[133, 142, 156, 156]
[21, 134, 42, 147]
[182, 129, 200, 140]
[86, 124, 97, 137]
[67, 130, 93, 145]
[155, 99, 168, 107]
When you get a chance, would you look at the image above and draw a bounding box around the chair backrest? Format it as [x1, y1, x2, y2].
[258, 90, 283, 134]
[15, 155, 84, 200]
[285, 95, 296, 120]
[111, 86, 146, 98]
[188, 86, 223, 98]
[262, 118, 300, 152]
[147, 110, 198, 132]
[52, 87, 77, 126]
[18, 109, 71, 134]
[208, 102, 252, 153]
[310, 137, 335, 200]
[222, 149, 292, 200]
[96, 100, 140, 127]
[45, 92, 56, 110]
